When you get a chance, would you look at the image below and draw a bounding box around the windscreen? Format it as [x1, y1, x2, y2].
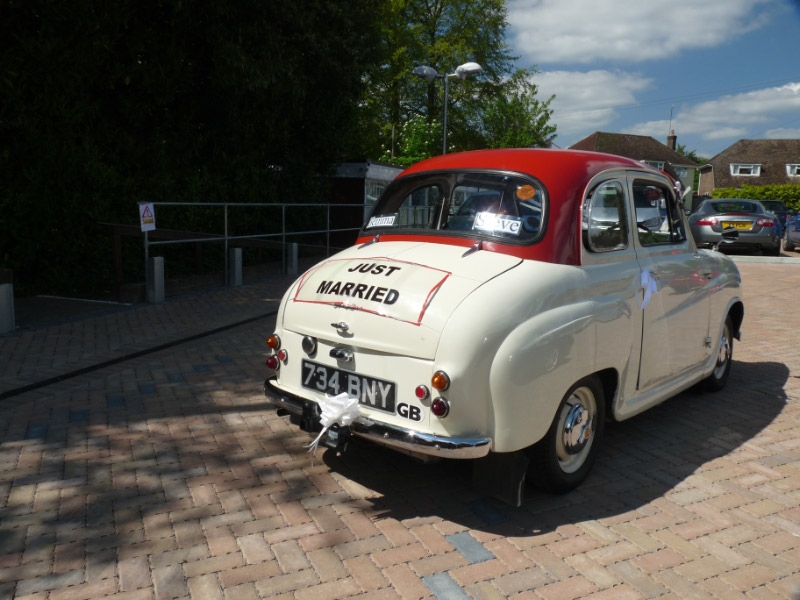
[363, 171, 547, 245]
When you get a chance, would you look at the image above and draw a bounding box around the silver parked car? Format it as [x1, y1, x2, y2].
[784, 214, 800, 252]
[688, 198, 781, 256]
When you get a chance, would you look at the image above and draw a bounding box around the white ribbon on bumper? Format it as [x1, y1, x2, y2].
[306, 392, 361, 455]
[640, 269, 658, 309]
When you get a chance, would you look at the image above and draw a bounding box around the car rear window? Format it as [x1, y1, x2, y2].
[710, 201, 758, 213]
[363, 171, 547, 245]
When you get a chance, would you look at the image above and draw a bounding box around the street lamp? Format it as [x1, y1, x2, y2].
[412, 61, 483, 154]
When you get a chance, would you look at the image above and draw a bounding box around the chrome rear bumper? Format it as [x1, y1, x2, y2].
[264, 377, 492, 460]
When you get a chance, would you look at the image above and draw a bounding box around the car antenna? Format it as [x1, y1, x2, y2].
[359, 234, 380, 249]
[462, 240, 483, 257]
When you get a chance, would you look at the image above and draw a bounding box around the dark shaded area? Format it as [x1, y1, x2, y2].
[1, 0, 383, 296]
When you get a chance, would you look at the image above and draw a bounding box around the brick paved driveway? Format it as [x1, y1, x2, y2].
[1, 261, 799, 599]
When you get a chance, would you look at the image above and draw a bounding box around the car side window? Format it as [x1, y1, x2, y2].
[633, 180, 687, 246]
[583, 181, 629, 252]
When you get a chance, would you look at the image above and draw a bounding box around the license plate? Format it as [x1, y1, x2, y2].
[301, 360, 396, 413]
[722, 221, 750, 230]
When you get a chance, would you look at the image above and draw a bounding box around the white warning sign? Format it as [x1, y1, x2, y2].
[139, 203, 156, 232]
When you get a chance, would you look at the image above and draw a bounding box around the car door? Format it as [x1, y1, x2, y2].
[632, 176, 711, 391]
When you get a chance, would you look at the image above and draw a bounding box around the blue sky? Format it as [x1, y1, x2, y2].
[506, 0, 800, 159]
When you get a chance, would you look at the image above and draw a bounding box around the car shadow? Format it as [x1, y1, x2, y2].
[322, 359, 788, 535]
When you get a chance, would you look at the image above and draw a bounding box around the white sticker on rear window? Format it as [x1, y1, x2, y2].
[472, 212, 522, 236]
[367, 214, 396, 228]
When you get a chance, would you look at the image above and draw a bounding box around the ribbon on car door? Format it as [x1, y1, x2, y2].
[640, 269, 658, 309]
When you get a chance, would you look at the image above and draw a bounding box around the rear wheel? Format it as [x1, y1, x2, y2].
[704, 316, 733, 392]
[526, 375, 605, 493]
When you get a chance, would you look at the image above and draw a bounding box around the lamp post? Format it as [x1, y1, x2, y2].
[412, 62, 483, 154]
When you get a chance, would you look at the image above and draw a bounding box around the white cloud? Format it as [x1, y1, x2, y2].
[507, 0, 775, 65]
[534, 70, 652, 139]
[765, 128, 800, 139]
[667, 83, 800, 140]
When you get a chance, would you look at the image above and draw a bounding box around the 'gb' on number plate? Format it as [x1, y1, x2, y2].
[301, 360, 396, 413]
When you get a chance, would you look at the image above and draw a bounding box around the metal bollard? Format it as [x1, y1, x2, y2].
[287, 242, 298, 275]
[0, 283, 14, 334]
[228, 248, 242, 287]
[147, 256, 165, 304]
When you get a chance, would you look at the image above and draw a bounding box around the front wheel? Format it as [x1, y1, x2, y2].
[704, 316, 733, 392]
[526, 375, 605, 494]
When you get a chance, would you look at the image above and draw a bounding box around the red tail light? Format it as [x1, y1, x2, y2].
[756, 218, 774, 227]
[431, 398, 449, 418]
[266, 355, 280, 370]
[695, 217, 718, 226]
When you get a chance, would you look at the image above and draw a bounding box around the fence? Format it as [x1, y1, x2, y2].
[110, 201, 370, 303]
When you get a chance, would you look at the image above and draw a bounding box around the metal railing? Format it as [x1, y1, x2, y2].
[142, 201, 369, 296]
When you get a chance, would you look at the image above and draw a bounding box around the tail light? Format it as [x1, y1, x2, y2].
[756, 218, 775, 227]
[431, 370, 450, 391]
[415, 385, 430, 400]
[431, 398, 449, 418]
[266, 333, 286, 371]
[695, 217, 718, 226]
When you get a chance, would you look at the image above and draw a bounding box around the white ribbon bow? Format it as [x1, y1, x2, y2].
[306, 392, 361, 456]
[640, 269, 658, 309]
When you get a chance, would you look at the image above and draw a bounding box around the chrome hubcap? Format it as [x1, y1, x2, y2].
[713, 324, 731, 379]
[556, 387, 596, 473]
[562, 403, 591, 455]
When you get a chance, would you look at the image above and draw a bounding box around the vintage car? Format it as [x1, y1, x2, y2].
[264, 149, 744, 505]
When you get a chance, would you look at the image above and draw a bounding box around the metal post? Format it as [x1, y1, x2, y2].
[442, 74, 449, 155]
[287, 243, 298, 275]
[282, 204, 287, 274]
[0, 283, 14, 334]
[228, 247, 242, 287]
[223, 204, 229, 286]
[147, 256, 165, 304]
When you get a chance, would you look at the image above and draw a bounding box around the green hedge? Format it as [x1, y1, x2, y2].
[711, 184, 800, 212]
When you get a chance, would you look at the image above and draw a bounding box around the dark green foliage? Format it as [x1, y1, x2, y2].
[1, 0, 382, 295]
[712, 184, 800, 212]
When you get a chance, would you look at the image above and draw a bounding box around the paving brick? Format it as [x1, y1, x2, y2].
[119, 555, 151, 592]
[307, 547, 348, 582]
[383, 563, 431, 600]
[186, 573, 224, 600]
[629, 548, 687, 574]
[182, 552, 244, 578]
[153, 563, 187, 600]
[343, 555, 390, 592]
[217, 561, 282, 587]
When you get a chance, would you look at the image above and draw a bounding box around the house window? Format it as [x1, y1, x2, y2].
[730, 164, 761, 176]
[643, 160, 665, 170]
[787, 164, 800, 177]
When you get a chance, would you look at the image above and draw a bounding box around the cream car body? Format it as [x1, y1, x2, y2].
[264, 149, 743, 501]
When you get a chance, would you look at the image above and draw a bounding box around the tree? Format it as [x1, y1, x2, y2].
[1, 0, 383, 295]
[362, 0, 556, 164]
[479, 69, 556, 149]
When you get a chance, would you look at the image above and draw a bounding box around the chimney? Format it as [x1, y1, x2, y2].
[667, 130, 677, 151]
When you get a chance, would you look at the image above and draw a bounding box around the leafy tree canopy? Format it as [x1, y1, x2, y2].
[362, 0, 556, 163]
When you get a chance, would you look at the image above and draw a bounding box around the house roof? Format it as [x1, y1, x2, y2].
[702, 139, 800, 188]
[569, 132, 698, 167]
